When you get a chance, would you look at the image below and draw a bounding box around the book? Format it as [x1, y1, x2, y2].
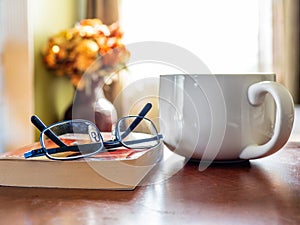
[0, 140, 163, 190]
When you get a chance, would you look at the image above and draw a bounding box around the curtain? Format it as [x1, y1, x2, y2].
[85, 0, 121, 109]
[273, 0, 300, 103]
[0, 0, 35, 151]
[86, 0, 119, 24]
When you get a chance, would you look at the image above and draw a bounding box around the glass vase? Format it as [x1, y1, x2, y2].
[64, 77, 117, 132]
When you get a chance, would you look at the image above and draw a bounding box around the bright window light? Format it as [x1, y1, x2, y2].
[120, 0, 272, 73]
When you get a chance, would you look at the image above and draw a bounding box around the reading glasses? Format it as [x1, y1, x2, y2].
[24, 103, 163, 160]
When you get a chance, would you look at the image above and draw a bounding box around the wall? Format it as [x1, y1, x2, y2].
[32, 0, 78, 136]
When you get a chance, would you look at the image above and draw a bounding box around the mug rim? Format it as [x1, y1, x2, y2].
[160, 73, 276, 76]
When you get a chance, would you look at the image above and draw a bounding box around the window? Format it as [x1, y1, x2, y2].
[119, 0, 272, 73]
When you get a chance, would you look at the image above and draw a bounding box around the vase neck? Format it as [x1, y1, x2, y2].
[74, 77, 105, 103]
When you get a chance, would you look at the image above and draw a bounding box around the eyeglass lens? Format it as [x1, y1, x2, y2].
[117, 117, 159, 149]
[41, 120, 103, 159]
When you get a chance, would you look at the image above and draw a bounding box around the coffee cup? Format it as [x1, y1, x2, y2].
[159, 74, 294, 162]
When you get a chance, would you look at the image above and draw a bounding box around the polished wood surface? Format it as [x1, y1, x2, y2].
[0, 143, 299, 225]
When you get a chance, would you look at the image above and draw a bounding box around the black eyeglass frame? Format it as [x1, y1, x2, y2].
[24, 103, 163, 160]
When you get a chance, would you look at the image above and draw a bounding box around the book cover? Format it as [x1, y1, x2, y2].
[0, 141, 163, 190]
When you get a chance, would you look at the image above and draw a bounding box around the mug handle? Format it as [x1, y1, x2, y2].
[239, 81, 294, 159]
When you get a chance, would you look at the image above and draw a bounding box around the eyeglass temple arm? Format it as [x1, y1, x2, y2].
[105, 134, 163, 149]
[120, 103, 152, 140]
[24, 143, 103, 158]
[31, 115, 66, 147]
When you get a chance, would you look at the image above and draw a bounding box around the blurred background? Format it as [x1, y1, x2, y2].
[0, 0, 299, 151]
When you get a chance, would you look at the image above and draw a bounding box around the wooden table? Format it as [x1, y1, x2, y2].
[0, 143, 299, 225]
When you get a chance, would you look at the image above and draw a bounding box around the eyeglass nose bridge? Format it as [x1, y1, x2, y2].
[88, 124, 101, 142]
[89, 131, 100, 142]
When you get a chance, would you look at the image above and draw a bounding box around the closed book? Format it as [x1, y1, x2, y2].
[0, 141, 163, 190]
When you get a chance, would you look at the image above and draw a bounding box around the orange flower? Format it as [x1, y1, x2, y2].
[42, 18, 130, 89]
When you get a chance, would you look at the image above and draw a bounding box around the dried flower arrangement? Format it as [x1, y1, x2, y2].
[42, 18, 130, 90]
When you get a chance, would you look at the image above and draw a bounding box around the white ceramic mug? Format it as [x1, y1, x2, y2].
[159, 74, 294, 161]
